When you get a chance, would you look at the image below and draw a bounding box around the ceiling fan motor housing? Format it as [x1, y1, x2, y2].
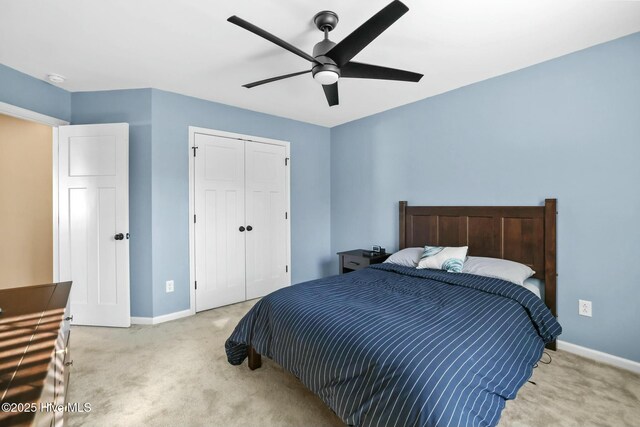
[312, 38, 340, 80]
[313, 38, 336, 57]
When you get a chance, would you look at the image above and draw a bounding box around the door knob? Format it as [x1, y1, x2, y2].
[246, 225, 253, 231]
[239, 226, 245, 232]
[115, 233, 124, 240]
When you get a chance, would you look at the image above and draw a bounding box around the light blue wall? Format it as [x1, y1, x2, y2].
[330, 33, 640, 362]
[0, 64, 71, 122]
[71, 89, 154, 317]
[150, 89, 332, 316]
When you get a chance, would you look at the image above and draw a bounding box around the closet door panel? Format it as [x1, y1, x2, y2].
[245, 141, 288, 299]
[194, 134, 246, 312]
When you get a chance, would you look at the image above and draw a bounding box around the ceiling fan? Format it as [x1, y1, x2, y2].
[228, 0, 423, 107]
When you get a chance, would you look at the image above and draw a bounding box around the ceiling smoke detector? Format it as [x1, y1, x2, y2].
[47, 74, 66, 84]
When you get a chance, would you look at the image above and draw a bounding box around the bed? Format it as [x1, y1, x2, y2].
[226, 199, 562, 427]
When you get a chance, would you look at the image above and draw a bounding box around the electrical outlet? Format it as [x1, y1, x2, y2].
[579, 299, 592, 317]
[166, 280, 174, 293]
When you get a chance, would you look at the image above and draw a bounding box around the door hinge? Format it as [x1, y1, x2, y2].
[286, 265, 288, 273]
[194, 214, 196, 223]
[192, 146, 199, 157]
[285, 157, 289, 166]
[195, 281, 197, 290]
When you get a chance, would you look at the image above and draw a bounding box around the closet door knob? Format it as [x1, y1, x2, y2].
[115, 233, 124, 240]
[239, 226, 245, 232]
[246, 225, 253, 231]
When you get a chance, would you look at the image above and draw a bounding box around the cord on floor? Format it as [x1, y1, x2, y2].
[528, 351, 553, 385]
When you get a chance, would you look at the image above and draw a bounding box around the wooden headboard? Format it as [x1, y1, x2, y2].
[399, 199, 557, 348]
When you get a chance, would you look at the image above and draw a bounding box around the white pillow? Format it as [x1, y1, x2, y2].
[417, 246, 468, 273]
[462, 256, 535, 286]
[384, 247, 423, 267]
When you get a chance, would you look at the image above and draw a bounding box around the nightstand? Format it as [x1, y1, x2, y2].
[337, 249, 391, 274]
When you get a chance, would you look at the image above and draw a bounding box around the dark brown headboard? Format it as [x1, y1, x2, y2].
[399, 199, 557, 348]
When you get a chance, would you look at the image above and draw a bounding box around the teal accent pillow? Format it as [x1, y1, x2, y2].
[417, 246, 468, 273]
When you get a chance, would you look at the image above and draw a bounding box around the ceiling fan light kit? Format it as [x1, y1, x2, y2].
[314, 70, 339, 85]
[228, 0, 423, 107]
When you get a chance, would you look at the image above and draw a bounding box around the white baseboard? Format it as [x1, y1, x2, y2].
[130, 316, 153, 325]
[131, 309, 192, 325]
[557, 340, 640, 374]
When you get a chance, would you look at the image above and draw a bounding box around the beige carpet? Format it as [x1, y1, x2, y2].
[67, 300, 640, 427]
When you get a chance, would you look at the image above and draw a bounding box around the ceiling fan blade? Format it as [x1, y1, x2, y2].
[243, 70, 311, 89]
[341, 61, 422, 82]
[322, 83, 339, 106]
[325, 0, 408, 67]
[228, 16, 320, 65]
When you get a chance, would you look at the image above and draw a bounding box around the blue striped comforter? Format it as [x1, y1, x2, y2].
[225, 264, 562, 427]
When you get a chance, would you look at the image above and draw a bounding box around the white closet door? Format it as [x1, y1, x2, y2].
[245, 141, 289, 299]
[58, 123, 130, 327]
[194, 134, 246, 312]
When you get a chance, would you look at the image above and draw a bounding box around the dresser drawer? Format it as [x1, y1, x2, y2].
[63, 331, 71, 405]
[342, 254, 371, 271]
[53, 324, 71, 402]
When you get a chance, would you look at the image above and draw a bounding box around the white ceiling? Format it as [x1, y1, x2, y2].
[1, 1, 639, 127]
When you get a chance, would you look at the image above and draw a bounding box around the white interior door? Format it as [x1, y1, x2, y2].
[245, 141, 289, 299]
[194, 134, 246, 312]
[58, 123, 130, 327]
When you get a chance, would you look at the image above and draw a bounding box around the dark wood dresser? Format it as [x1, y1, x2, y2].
[0, 282, 73, 427]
